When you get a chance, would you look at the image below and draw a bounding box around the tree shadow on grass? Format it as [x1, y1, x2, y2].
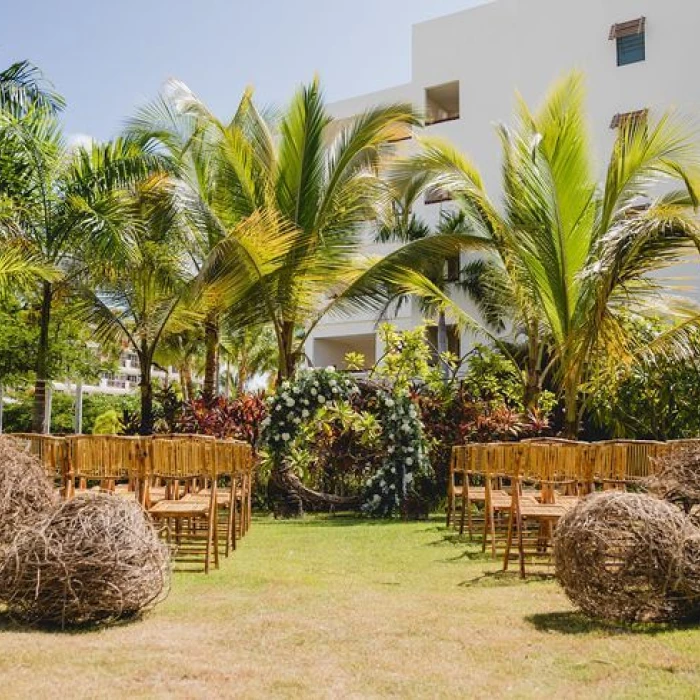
[259, 514, 439, 528]
[458, 570, 552, 588]
[526, 610, 698, 636]
[0, 608, 148, 635]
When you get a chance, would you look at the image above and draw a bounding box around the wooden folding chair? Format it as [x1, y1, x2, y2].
[181, 440, 250, 557]
[503, 442, 582, 577]
[64, 435, 135, 499]
[147, 438, 219, 574]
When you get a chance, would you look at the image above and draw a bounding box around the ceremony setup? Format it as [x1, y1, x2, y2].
[3, 0, 700, 696]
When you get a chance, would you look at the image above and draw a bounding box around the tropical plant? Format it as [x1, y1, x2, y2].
[144, 78, 491, 384]
[74, 173, 197, 434]
[0, 84, 164, 431]
[392, 71, 700, 435]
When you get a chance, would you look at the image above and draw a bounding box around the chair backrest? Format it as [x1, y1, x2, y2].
[149, 437, 214, 480]
[66, 435, 133, 481]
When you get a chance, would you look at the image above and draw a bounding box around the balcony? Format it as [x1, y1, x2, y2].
[425, 81, 460, 126]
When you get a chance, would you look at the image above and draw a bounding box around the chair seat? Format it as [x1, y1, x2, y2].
[149, 500, 210, 517]
[519, 503, 568, 519]
[182, 491, 232, 507]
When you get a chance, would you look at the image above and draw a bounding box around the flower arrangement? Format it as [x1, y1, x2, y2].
[361, 388, 431, 517]
[262, 368, 429, 516]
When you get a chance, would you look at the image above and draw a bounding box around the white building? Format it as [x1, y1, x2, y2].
[307, 0, 700, 370]
[54, 349, 185, 396]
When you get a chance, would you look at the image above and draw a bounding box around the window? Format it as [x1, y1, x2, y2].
[425, 81, 460, 125]
[610, 109, 648, 130]
[426, 325, 461, 365]
[446, 255, 461, 282]
[609, 17, 646, 66]
[425, 187, 452, 205]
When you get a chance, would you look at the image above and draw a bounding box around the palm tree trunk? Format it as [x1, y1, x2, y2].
[179, 362, 194, 402]
[31, 281, 52, 433]
[523, 333, 541, 411]
[139, 349, 154, 436]
[436, 310, 450, 379]
[203, 314, 219, 403]
[278, 320, 297, 381]
[563, 374, 580, 439]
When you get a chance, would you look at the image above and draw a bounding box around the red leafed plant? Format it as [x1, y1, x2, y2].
[179, 393, 268, 446]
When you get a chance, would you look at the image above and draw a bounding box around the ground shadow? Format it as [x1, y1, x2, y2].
[0, 609, 149, 635]
[459, 570, 552, 588]
[526, 610, 699, 636]
[256, 514, 438, 528]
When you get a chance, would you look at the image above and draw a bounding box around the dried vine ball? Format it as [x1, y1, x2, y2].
[646, 446, 700, 514]
[0, 494, 171, 628]
[554, 492, 700, 623]
[0, 437, 58, 551]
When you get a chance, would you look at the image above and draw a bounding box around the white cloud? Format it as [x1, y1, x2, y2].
[66, 133, 95, 152]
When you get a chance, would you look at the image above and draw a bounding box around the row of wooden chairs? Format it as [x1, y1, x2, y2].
[9, 433, 255, 574]
[448, 439, 699, 577]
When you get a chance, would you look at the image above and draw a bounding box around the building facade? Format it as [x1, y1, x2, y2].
[306, 0, 700, 370]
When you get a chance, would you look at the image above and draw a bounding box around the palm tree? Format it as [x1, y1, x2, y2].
[0, 92, 163, 431]
[377, 195, 469, 378]
[75, 173, 197, 434]
[197, 78, 491, 382]
[219, 323, 278, 395]
[392, 72, 700, 435]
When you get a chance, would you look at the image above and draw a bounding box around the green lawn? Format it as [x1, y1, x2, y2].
[2, 515, 700, 699]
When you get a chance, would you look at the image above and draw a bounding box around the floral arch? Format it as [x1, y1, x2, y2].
[262, 368, 430, 517]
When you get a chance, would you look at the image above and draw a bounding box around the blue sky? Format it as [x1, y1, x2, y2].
[1, 0, 478, 141]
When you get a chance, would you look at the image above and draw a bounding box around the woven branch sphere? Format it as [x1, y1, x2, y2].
[0, 494, 171, 628]
[646, 447, 700, 514]
[0, 437, 57, 551]
[554, 492, 700, 623]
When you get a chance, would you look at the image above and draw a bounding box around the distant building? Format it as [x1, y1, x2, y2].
[307, 0, 700, 370]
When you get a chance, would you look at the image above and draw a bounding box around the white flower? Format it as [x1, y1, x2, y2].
[286, 398, 295, 407]
[331, 387, 339, 394]
[380, 480, 386, 488]
[406, 457, 414, 466]
[385, 398, 394, 407]
[261, 417, 271, 428]
[318, 395, 326, 404]
[387, 446, 394, 454]
[281, 433, 291, 442]
[405, 473, 414, 484]
[390, 467, 396, 474]
[301, 409, 310, 418]
[389, 484, 396, 490]
[275, 405, 282, 412]
[402, 423, 411, 433]
[293, 417, 301, 424]
[302, 399, 310, 406]
[366, 478, 373, 487]
[407, 446, 414, 453]
[310, 388, 318, 396]
[326, 366, 335, 372]
[330, 379, 337, 386]
[372, 494, 381, 504]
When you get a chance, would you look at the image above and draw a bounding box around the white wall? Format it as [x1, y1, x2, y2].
[310, 0, 700, 366]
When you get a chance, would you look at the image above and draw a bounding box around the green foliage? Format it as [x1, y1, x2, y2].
[374, 323, 447, 392]
[92, 409, 124, 435]
[586, 317, 700, 439]
[461, 345, 524, 408]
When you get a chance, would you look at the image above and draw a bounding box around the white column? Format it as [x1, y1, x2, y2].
[74, 381, 83, 434]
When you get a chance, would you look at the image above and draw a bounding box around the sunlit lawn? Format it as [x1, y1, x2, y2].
[2, 514, 700, 698]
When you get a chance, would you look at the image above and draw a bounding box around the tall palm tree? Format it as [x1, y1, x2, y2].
[392, 72, 700, 435]
[0, 94, 163, 431]
[74, 173, 196, 434]
[377, 194, 469, 377]
[196, 79, 491, 382]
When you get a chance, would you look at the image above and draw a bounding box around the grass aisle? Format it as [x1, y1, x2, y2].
[2, 515, 700, 698]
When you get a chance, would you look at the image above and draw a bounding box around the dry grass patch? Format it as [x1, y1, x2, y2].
[1, 515, 700, 698]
